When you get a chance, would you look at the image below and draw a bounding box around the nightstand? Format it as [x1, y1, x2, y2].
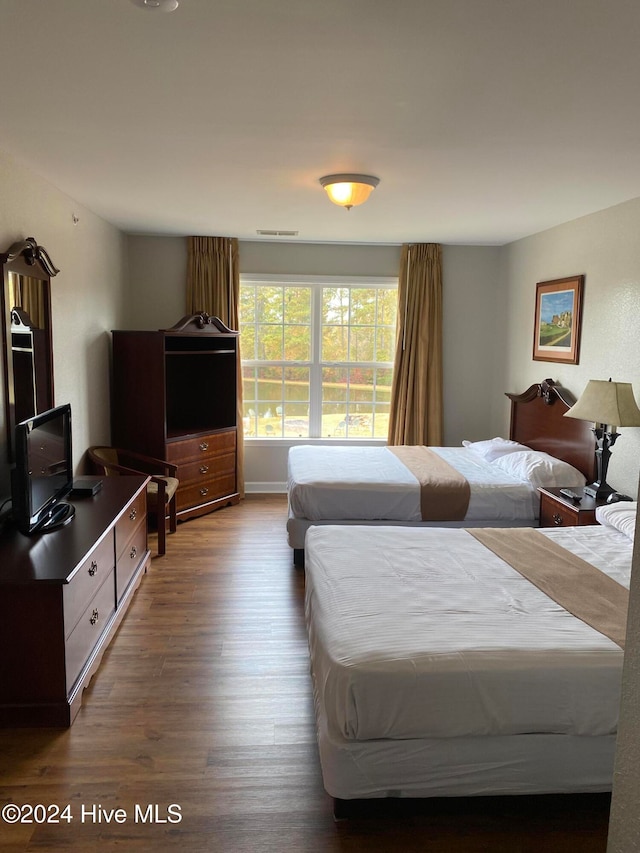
[538, 486, 607, 528]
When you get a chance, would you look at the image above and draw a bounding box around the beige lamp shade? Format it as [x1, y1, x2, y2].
[319, 174, 379, 210]
[564, 380, 640, 427]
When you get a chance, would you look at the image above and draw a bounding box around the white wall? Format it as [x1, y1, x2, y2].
[442, 245, 503, 446]
[496, 197, 640, 498]
[126, 235, 187, 330]
[125, 238, 502, 489]
[0, 151, 128, 499]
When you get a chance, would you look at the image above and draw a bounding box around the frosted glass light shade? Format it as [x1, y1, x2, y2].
[319, 174, 380, 210]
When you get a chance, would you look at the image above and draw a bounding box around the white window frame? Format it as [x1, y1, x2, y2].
[240, 273, 397, 445]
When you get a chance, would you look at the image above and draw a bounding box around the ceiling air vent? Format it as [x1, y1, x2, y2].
[256, 230, 299, 237]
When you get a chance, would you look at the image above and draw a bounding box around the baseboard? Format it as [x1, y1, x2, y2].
[244, 482, 287, 494]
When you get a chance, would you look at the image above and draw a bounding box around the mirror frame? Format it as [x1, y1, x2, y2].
[1, 237, 59, 461]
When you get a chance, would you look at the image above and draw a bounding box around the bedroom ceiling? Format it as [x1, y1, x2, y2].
[2, 0, 640, 245]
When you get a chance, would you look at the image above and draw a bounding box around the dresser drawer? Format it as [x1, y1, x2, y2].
[116, 520, 147, 601]
[539, 490, 598, 528]
[176, 473, 237, 512]
[115, 490, 147, 561]
[177, 450, 236, 486]
[166, 430, 236, 464]
[63, 533, 115, 638]
[65, 569, 116, 693]
[540, 501, 577, 527]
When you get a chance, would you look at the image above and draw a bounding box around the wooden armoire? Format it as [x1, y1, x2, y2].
[110, 313, 240, 521]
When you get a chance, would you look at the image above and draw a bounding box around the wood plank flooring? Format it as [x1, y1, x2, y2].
[0, 495, 611, 852]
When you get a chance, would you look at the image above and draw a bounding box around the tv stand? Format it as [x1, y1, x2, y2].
[0, 476, 150, 727]
[111, 317, 240, 521]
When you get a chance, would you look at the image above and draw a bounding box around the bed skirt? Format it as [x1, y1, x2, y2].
[287, 512, 535, 551]
[315, 702, 616, 801]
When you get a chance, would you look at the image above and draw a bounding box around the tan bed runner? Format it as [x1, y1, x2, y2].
[388, 446, 470, 521]
[468, 527, 629, 649]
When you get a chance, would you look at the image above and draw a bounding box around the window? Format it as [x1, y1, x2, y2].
[240, 275, 397, 439]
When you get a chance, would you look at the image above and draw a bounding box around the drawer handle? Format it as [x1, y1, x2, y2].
[200, 487, 209, 497]
[130, 545, 137, 560]
[200, 464, 209, 474]
[88, 561, 98, 577]
[90, 608, 99, 626]
[129, 507, 138, 521]
[199, 441, 209, 451]
[553, 513, 564, 526]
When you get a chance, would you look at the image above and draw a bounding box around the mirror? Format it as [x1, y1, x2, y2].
[1, 237, 58, 460]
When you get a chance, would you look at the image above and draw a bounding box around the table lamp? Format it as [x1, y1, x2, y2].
[564, 379, 640, 500]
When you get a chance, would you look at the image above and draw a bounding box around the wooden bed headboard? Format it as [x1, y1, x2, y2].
[506, 378, 596, 482]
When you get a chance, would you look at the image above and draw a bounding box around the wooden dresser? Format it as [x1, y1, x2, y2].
[166, 429, 237, 517]
[111, 314, 240, 521]
[0, 476, 150, 727]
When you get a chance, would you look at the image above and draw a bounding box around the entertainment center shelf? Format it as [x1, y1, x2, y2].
[0, 476, 150, 727]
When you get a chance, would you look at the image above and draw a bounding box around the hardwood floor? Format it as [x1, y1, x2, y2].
[0, 495, 611, 852]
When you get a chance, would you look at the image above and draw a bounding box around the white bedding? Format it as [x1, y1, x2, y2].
[304, 523, 632, 744]
[288, 445, 539, 522]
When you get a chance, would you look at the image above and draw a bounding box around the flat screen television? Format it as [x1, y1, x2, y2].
[11, 403, 75, 535]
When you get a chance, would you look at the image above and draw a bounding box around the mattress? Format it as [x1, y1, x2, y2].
[304, 524, 632, 744]
[288, 445, 539, 523]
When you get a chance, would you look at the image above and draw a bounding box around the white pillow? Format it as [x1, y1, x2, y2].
[596, 501, 637, 540]
[492, 450, 587, 488]
[462, 437, 530, 463]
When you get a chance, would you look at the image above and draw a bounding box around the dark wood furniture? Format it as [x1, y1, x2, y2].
[0, 475, 150, 727]
[538, 486, 605, 528]
[506, 378, 597, 483]
[1, 237, 58, 461]
[508, 379, 601, 530]
[110, 313, 240, 522]
[87, 446, 178, 556]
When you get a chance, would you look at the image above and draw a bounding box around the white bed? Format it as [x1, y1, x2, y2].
[289, 443, 580, 523]
[303, 501, 635, 814]
[287, 380, 597, 564]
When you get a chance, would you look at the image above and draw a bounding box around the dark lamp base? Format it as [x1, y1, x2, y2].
[583, 482, 615, 501]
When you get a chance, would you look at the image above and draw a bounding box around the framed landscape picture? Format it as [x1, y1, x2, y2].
[533, 275, 584, 364]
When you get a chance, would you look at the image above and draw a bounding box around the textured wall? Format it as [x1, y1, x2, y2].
[497, 198, 640, 498]
[126, 235, 187, 331]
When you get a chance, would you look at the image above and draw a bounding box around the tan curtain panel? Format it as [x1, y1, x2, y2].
[387, 243, 443, 446]
[186, 236, 245, 498]
[11, 274, 46, 329]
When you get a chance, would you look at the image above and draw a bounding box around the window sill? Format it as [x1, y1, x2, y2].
[244, 436, 388, 448]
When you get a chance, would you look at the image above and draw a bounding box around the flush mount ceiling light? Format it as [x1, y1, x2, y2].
[319, 174, 380, 210]
[131, 0, 179, 11]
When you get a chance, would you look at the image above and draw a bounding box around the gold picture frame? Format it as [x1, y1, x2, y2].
[533, 275, 584, 364]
